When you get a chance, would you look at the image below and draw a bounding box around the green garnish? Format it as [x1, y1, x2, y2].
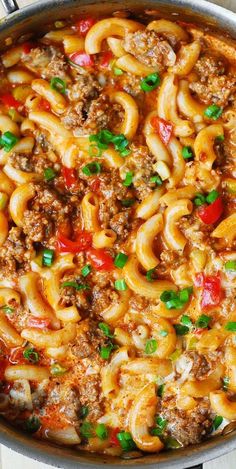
[140, 73, 161, 92]
[117, 431, 136, 451]
[150, 174, 162, 186]
[146, 268, 157, 282]
[160, 287, 193, 310]
[225, 322, 236, 332]
[98, 322, 114, 338]
[61, 281, 89, 290]
[123, 171, 133, 187]
[80, 422, 94, 439]
[151, 416, 167, 436]
[195, 314, 211, 329]
[164, 436, 182, 449]
[222, 376, 230, 391]
[225, 260, 236, 272]
[44, 167, 56, 181]
[2, 305, 14, 314]
[181, 315, 193, 329]
[50, 76, 66, 94]
[25, 416, 41, 433]
[82, 162, 101, 176]
[157, 384, 165, 397]
[88, 144, 102, 158]
[81, 264, 92, 277]
[206, 190, 219, 204]
[212, 415, 223, 431]
[23, 348, 39, 363]
[100, 343, 115, 360]
[114, 252, 128, 269]
[121, 198, 135, 207]
[182, 146, 193, 159]
[113, 67, 123, 76]
[169, 349, 181, 361]
[114, 279, 127, 291]
[42, 248, 54, 267]
[145, 338, 157, 355]
[0, 131, 19, 152]
[79, 406, 89, 419]
[194, 193, 206, 206]
[95, 423, 108, 440]
[89, 130, 130, 156]
[215, 135, 224, 142]
[50, 363, 67, 376]
[204, 104, 223, 120]
[174, 324, 189, 336]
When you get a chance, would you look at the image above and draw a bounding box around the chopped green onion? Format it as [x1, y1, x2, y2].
[81, 264, 92, 277]
[100, 343, 114, 360]
[140, 73, 161, 92]
[146, 267, 157, 282]
[157, 383, 165, 397]
[169, 349, 181, 361]
[82, 162, 101, 176]
[95, 423, 108, 440]
[2, 305, 14, 314]
[112, 134, 129, 152]
[42, 248, 54, 267]
[114, 279, 127, 291]
[212, 415, 223, 431]
[123, 171, 133, 187]
[222, 376, 230, 391]
[120, 148, 131, 157]
[225, 260, 236, 271]
[113, 67, 123, 76]
[159, 330, 168, 337]
[204, 104, 223, 120]
[215, 134, 224, 142]
[225, 322, 236, 332]
[164, 436, 182, 449]
[117, 431, 136, 451]
[50, 363, 67, 376]
[160, 287, 193, 310]
[174, 324, 189, 336]
[44, 167, 56, 181]
[98, 322, 114, 338]
[79, 406, 89, 419]
[80, 422, 94, 439]
[179, 287, 193, 303]
[182, 146, 193, 159]
[150, 174, 162, 186]
[50, 76, 66, 94]
[206, 190, 219, 204]
[194, 193, 206, 206]
[23, 348, 39, 363]
[61, 281, 89, 291]
[0, 131, 19, 152]
[155, 416, 167, 433]
[88, 144, 102, 158]
[121, 198, 135, 207]
[0, 192, 8, 210]
[195, 314, 211, 329]
[114, 252, 128, 269]
[181, 314, 193, 329]
[25, 416, 41, 433]
[145, 338, 157, 354]
[89, 130, 130, 156]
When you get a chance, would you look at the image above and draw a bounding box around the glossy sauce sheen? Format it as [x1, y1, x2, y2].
[0, 13, 235, 456]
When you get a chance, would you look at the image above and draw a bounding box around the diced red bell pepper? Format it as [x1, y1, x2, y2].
[22, 42, 34, 54]
[38, 98, 51, 111]
[90, 177, 101, 193]
[27, 317, 51, 329]
[110, 427, 120, 446]
[57, 231, 92, 253]
[150, 116, 173, 145]
[75, 17, 96, 36]
[62, 167, 77, 189]
[100, 50, 113, 68]
[69, 51, 94, 67]
[198, 273, 223, 309]
[0, 93, 20, 109]
[198, 197, 223, 225]
[87, 248, 114, 271]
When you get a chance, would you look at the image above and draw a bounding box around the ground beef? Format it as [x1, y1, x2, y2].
[189, 74, 236, 106]
[194, 52, 226, 80]
[123, 29, 176, 72]
[9, 151, 54, 175]
[44, 382, 80, 424]
[160, 398, 213, 446]
[184, 351, 212, 380]
[109, 211, 131, 239]
[121, 73, 145, 98]
[120, 144, 154, 201]
[129, 294, 150, 313]
[91, 271, 119, 314]
[59, 272, 90, 312]
[23, 210, 52, 243]
[23, 46, 68, 79]
[67, 74, 101, 102]
[0, 227, 33, 279]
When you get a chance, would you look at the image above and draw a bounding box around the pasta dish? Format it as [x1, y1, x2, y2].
[0, 11, 235, 457]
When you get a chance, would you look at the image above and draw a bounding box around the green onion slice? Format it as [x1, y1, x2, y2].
[114, 279, 127, 291]
[2, 305, 14, 314]
[95, 423, 108, 440]
[98, 322, 114, 338]
[61, 281, 89, 291]
[174, 324, 189, 335]
[145, 338, 157, 354]
[123, 171, 133, 187]
[195, 314, 211, 329]
[88, 144, 102, 158]
[150, 174, 162, 186]
[114, 252, 128, 269]
[100, 343, 115, 360]
[121, 198, 135, 207]
[113, 67, 123, 76]
[140, 73, 161, 92]
[82, 162, 101, 176]
[204, 104, 223, 120]
[23, 348, 39, 363]
[81, 264, 92, 277]
[117, 431, 136, 451]
[80, 422, 94, 439]
[182, 146, 193, 159]
[42, 249, 54, 267]
[25, 416, 41, 433]
[79, 406, 89, 419]
[0, 131, 19, 152]
[194, 193, 206, 206]
[44, 167, 56, 181]
[212, 415, 223, 431]
[50, 76, 66, 94]
[225, 322, 236, 332]
[157, 383, 165, 397]
[225, 260, 236, 272]
[146, 268, 157, 282]
[206, 190, 219, 204]
[50, 363, 67, 376]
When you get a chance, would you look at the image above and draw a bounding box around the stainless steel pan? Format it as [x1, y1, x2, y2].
[0, 0, 236, 467]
